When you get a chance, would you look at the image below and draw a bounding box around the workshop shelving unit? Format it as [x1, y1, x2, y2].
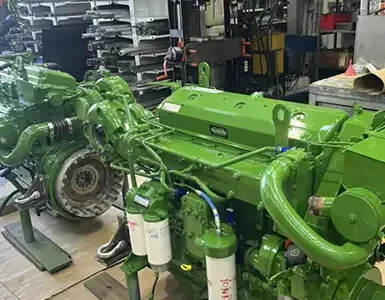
[84, 0, 171, 107]
[15, 0, 91, 53]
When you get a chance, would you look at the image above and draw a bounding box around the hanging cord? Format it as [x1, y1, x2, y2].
[0, 189, 19, 217]
[149, 273, 160, 300]
[156, 59, 169, 81]
[284, 47, 299, 91]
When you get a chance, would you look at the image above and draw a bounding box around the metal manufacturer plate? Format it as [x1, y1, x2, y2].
[133, 195, 150, 208]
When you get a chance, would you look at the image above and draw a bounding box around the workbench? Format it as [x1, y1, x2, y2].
[309, 74, 385, 114]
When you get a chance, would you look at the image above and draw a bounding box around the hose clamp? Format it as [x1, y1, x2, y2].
[47, 122, 54, 139]
[65, 118, 73, 134]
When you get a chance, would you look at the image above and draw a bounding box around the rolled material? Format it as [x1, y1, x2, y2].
[354, 68, 385, 95]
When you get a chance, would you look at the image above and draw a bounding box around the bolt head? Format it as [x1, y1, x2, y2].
[348, 214, 357, 224]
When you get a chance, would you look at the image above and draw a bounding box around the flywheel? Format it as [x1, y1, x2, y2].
[55, 148, 123, 218]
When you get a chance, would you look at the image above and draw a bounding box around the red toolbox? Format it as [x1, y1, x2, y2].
[320, 13, 352, 30]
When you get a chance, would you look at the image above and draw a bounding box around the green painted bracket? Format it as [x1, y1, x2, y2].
[120, 253, 148, 276]
[272, 104, 291, 147]
[198, 62, 211, 88]
[147, 80, 182, 93]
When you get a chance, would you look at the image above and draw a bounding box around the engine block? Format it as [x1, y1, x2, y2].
[86, 82, 385, 300]
[0, 53, 127, 219]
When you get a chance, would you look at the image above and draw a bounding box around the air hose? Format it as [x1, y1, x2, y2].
[0, 118, 80, 166]
[0, 123, 49, 166]
[260, 150, 378, 270]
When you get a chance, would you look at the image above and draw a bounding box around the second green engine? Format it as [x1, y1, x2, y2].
[85, 82, 385, 300]
[0, 54, 127, 219]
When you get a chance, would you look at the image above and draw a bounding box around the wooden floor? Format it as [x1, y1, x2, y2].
[0, 206, 185, 300]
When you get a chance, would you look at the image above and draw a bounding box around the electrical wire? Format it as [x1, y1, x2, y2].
[0, 189, 19, 216]
[284, 47, 299, 91]
[149, 273, 160, 300]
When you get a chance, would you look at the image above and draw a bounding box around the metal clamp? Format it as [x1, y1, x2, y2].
[15, 176, 47, 210]
[97, 238, 127, 259]
[15, 190, 41, 205]
[65, 118, 73, 135]
[95, 216, 131, 266]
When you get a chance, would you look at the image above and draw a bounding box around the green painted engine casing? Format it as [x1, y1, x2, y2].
[0, 54, 127, 219]
[181, 192, 211, 260]
[157, 86, 347, 148]
[85, 80, 385, 298]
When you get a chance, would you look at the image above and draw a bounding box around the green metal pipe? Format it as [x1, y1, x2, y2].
[128, 156, 137, 188]
[147, 142, 274, 170]
[135, 170, 160, 178]
[141, 130, 174, 184]
[199, 146, 276, 169]
[0, 123, 49, 166]
[122, 95, 135, 129]
[137, 156, 162, 168]
[142, 118, 253, 152]
[260, 152, 377, 270]
[110, 163, 131, 173]
[169, 170, 227, 204]
[111, 164, 156, 182]
[111, 162, 160, 178]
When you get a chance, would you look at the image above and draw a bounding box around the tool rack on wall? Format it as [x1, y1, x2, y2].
[83, 0, 171, 108]
[14, 0, 91, 53]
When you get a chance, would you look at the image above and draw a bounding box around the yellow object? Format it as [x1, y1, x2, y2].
[251, 32, 285, 75]
[181, 264, 192, 272]
[205, 0, 224, 26]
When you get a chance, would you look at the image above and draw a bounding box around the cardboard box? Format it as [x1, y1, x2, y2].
[319, 50, 353, 69]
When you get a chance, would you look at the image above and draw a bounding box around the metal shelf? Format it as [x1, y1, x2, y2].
[14, 0, 92, 53]
[19, 1, 90, 8]
[85, 0, 169, 97]
[138, 34, 169, 41]
[20, 15, 54, 21]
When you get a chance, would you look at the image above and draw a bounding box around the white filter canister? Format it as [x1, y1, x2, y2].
[126, 212, 147, 256]
[206, 253, 237, 300]
[144, 218, 172, 268]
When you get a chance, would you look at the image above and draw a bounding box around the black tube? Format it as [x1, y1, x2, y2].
[0, 62, 12, 70]
[0, 190, 19, 216]
[44, 62, 62, 70]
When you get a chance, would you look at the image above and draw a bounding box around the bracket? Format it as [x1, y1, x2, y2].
[198, 62, 211, 88]
[2, 210, 72, 273]
[1, 175, 72, 273]
[95, 215, 132, 267]
[272, 104, 291, 147]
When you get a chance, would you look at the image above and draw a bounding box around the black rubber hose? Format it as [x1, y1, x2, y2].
[149, 273, 159, 300]
[44, 62, 62, 70]
[0, 189, 19, 217]
[0, 62, 12, 70]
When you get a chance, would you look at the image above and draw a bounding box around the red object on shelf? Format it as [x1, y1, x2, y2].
[320, 13, 352, 30]
[345, 59, 357, 76]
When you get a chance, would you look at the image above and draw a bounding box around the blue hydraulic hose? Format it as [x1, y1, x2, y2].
[195, 190, 221, 236]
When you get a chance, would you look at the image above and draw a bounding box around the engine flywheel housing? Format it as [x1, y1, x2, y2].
[55, 148, 123, 218]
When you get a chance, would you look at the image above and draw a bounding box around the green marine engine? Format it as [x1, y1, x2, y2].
[86, 82, 385, 300]
[0, 53, 126, 219]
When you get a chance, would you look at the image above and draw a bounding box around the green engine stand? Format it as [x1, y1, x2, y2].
[2, 209, 72, 273]
[121, 253, 148, 300]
